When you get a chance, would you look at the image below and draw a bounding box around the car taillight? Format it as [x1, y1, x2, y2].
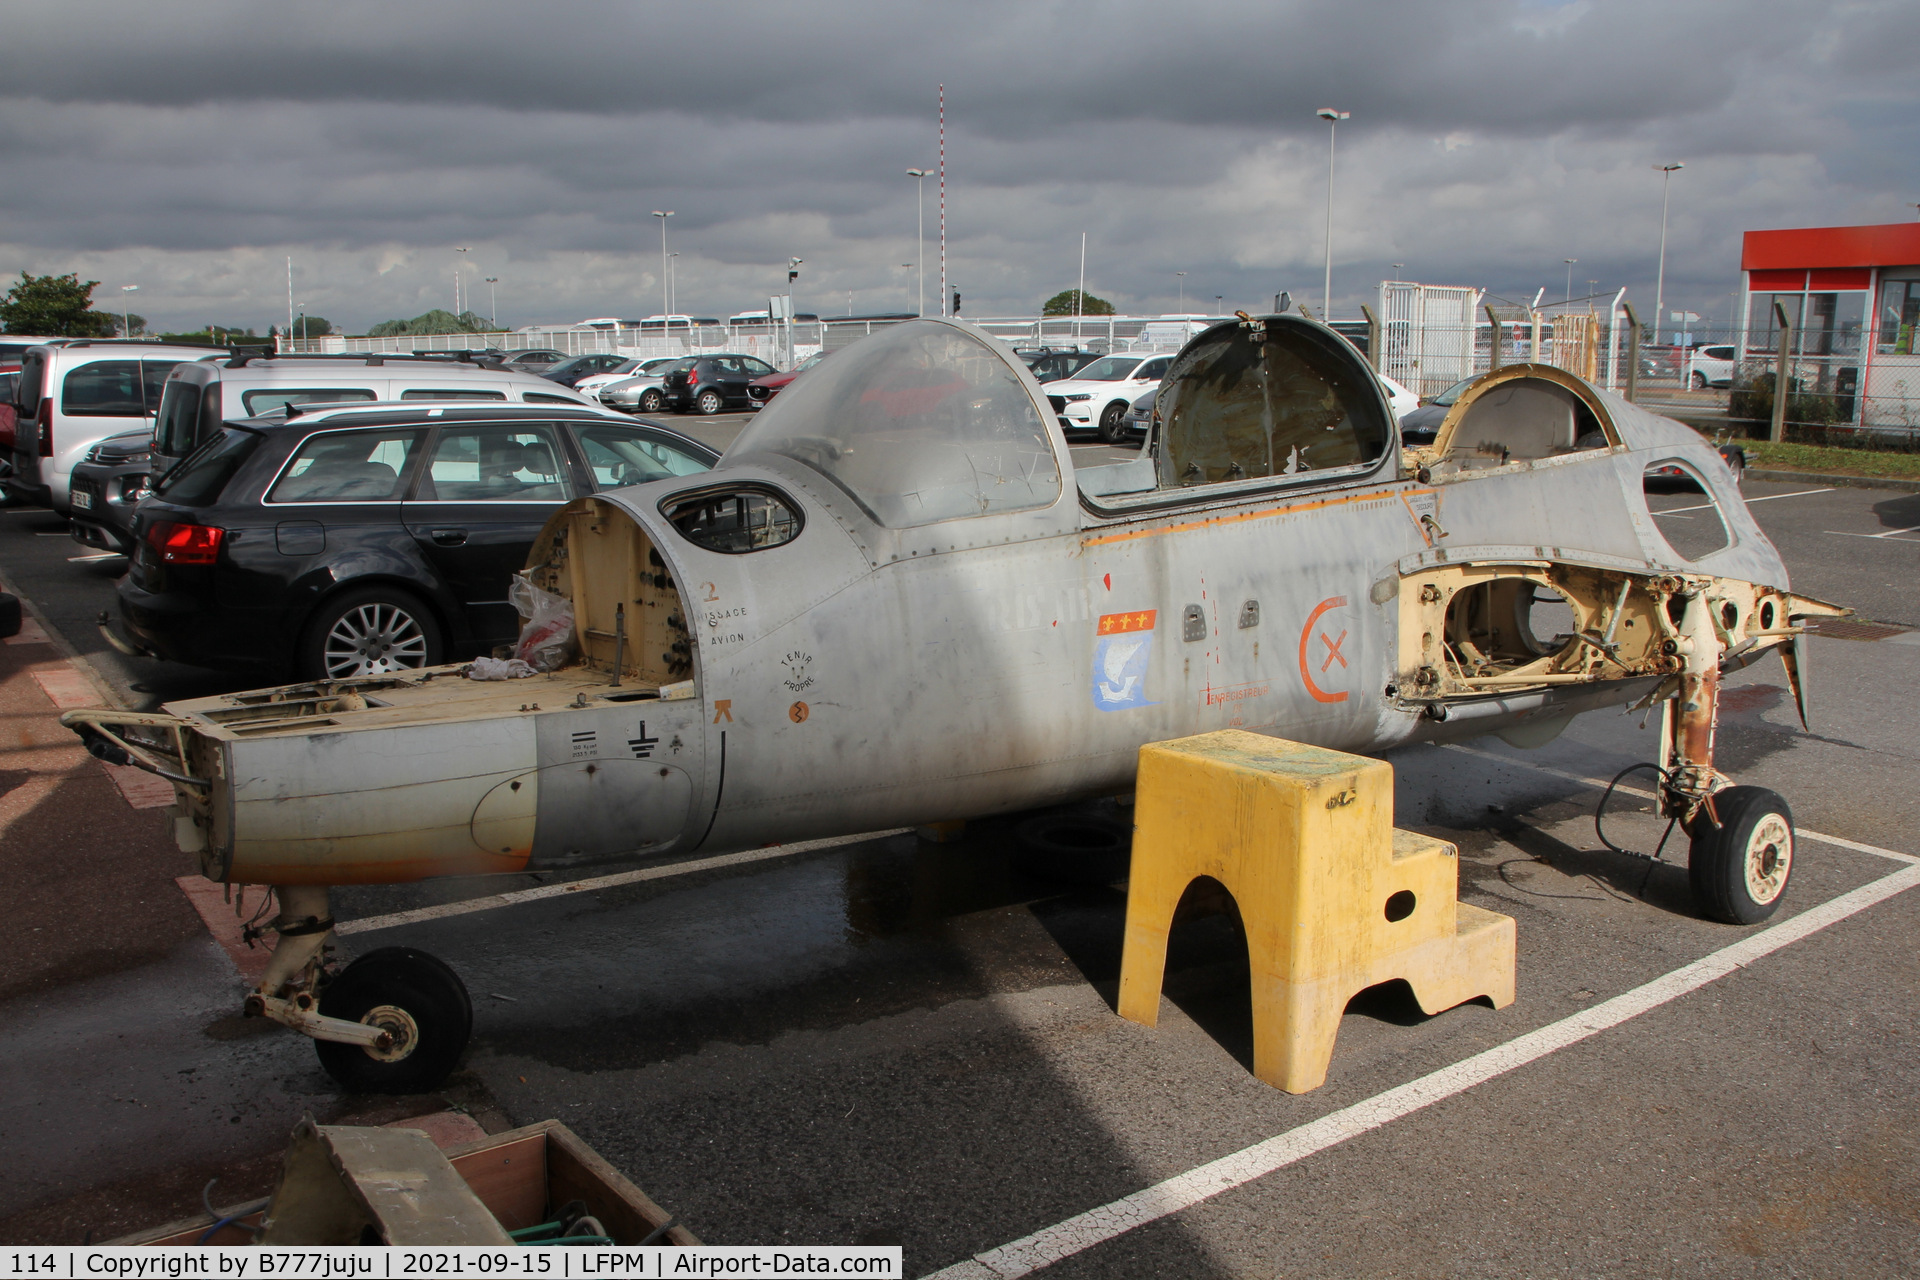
[37, 398, 51, 457]
[685, 366, 699, 386]
[147, 519, 225, 565]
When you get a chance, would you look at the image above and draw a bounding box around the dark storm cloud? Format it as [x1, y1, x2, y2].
[0, 0, 1909, 328]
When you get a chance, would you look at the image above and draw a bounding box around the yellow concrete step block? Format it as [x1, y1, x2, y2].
[1117, 729, 1515, 1094]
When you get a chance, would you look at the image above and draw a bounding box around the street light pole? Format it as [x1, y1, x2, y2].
[1176, 271, 1186, 312]
[119, 284, 137, 337]
[1564, 258, 1577, 302]
[1653, 163, 1683, 345]
[668, 253, 678, 316]
[906, 169, 929, 317]
[1316, 107, 1349, 320]
[1391, 263, 1404, 283]
[454, 247, 471, 316]
[651, 212, 674, 321]
[484, 278, 498, 328]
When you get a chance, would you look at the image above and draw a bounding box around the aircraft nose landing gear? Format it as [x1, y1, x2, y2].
[1620, 579, 1801, 925]
[245, 887, 474, 1092]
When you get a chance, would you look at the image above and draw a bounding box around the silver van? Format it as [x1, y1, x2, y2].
[7, 339, 231, 512]
[148, 353, 599, 480]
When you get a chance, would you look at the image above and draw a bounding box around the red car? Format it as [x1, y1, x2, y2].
[745, 350, 828, 409]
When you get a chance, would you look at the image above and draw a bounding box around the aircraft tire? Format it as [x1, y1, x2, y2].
[316, 946, 474, 1094]
[1687, 786, 1794, 925]
[1016, 813, 1131, 885]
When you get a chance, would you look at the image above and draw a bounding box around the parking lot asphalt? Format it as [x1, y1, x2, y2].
[0, 466, 1915, 1271]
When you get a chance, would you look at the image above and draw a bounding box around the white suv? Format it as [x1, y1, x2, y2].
[1042, 353, 1175, 443]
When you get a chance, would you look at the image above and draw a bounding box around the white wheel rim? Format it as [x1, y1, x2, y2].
[360, 1004, 420, 1062]
[324, 603, 428, 678]
[1744, 813, 1792, 905]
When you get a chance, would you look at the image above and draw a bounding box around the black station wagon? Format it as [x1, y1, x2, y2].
[116, 402, 717, 680]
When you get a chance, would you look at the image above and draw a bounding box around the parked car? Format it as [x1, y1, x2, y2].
[66, 428, 154, 553]
[1041, 352, 1175, 442]
[580, 356, 683, 404]
[1398, 375, 1476, 445]
[497, 349, 568, 371]
[147, 353, 598, 482]
[5, 339, 251, 514]
[114, 402, 718, 680]
[1686, 344, 1736, 389]
[661, 354, 780, 414]
[597, 360, 689, 414]
[745, 351, 829, 409]
[1118, 386, 1158, 445]
[1015, 347, 1102, 384]
[542, 353, 633, 387]
[1376, 374, 1419, 420]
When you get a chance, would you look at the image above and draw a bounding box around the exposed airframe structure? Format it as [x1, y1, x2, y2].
[67, 315, 1840, 1090]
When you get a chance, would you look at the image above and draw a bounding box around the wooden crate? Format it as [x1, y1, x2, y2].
[113, 1119, 698, 1247]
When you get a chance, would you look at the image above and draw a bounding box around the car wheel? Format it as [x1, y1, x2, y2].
[1719, 447, 1746, 489]
[1688, 786, 1793, 925]
[638, 388, 664, 413]
[300, 586, 444, 682]
[315, 946, 473, 1093]
[1691, 371, 1708, 390]
[695, 388, 726, 416]
[1097, 401, 1128, 443]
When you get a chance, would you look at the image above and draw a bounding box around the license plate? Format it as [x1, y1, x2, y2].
[71, 490, 93, 510]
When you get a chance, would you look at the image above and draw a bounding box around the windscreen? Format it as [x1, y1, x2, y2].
[153, 380, 206, 457]
[1157, 319, 1391, 487]
[720, 320, 1060, 528]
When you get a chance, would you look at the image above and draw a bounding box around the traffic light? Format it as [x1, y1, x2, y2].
[952, 289, 961, 315]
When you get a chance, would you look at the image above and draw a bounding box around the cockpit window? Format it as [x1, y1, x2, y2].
[1156, 319, 1391, 487]
[719, 320, 1060, 528]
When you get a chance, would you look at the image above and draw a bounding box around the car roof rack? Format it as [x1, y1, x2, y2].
[221, 350, 510, 370]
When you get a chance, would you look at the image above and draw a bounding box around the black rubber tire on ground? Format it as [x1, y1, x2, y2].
[638, 388, 664, 413]
[1720, 448, 1746, 489]
[316, 946, 474, 1093]
[1691, 371, 1708, 390]
[0, 592, 20, 640]
[1016, 813, 1133, 885]
[298, 586, 445, 682]
[1687, 785, 1794, 925]
[1097, 401, 1128, 444]
[695, 388, 726, 416]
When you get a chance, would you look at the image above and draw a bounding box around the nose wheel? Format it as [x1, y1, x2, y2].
[314, 946, 473, 1093]
[1687, 786, 1794, 925]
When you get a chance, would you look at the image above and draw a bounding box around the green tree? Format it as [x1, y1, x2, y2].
[117, 314, 147, 336]
[0, 271, 117, 336]
[1042, 289, 1115, 317]
[291, 315, 334, 338]
[365, 309, 490, 337]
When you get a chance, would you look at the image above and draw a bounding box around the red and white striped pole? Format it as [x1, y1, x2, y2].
[938, 84, 946, 317]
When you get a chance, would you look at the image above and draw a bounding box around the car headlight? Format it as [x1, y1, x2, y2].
[1064, 393, 1091, 402]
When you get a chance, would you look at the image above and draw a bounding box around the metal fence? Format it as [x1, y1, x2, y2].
[278, 301, 1918, 445]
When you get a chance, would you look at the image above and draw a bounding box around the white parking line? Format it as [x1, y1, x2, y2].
[1440, 741, 1918, 864]
[1825, 525, 1920, 542]
[1656, 486, 1831, 516]
[925, 861, 1920, 1279]
[335, 828, 913, 935]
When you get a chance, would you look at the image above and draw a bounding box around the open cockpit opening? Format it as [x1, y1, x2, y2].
[522, 497, 691, 687]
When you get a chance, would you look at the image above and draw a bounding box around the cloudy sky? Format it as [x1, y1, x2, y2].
[0, 0, 1913, 334]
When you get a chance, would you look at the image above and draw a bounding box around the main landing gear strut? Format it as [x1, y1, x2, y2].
[1606, 578, 1797, 925]
[245, 887, 473, 1092]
